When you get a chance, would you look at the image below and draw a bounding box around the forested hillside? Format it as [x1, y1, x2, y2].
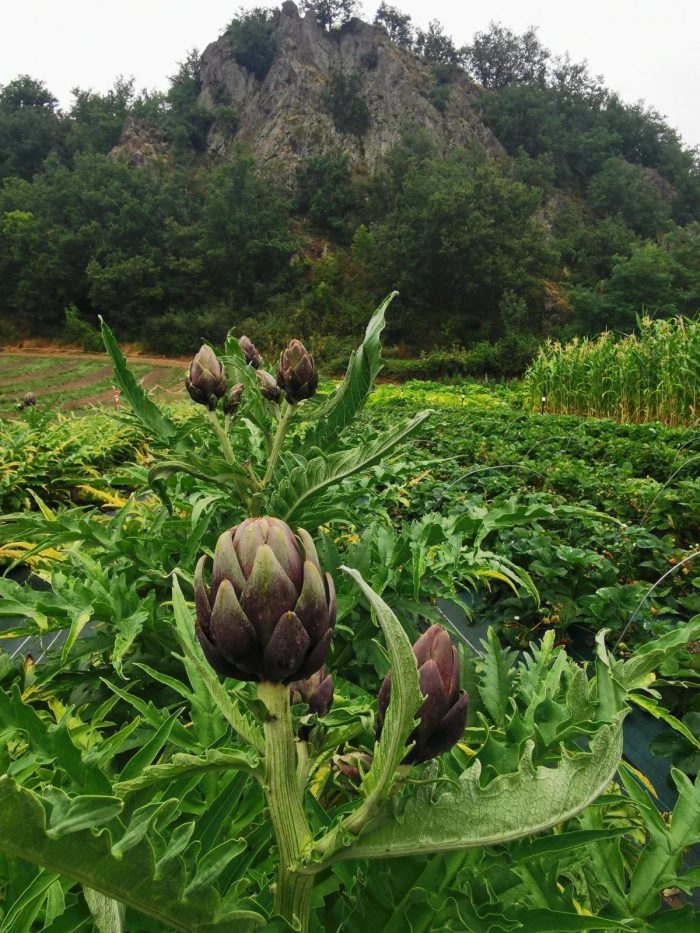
[1, 1, 699, 370]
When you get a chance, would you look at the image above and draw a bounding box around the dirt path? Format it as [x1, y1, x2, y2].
[64, 370, 185, 410]
[0, 349, 190, 367]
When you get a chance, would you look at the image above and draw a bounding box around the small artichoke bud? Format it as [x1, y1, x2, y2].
[332, 750, 373, 784]
[22, 392, 37, 408]
[256, 368, 282, 403]
[222, 383, 244, 415]
[290, 666, 334, 718]
[239, 335, 261, 369]
[194, 518, 336, 683]
[277, 339, 318, 403]
[185, 345, 227, 410]
[377, 625, 468, 765]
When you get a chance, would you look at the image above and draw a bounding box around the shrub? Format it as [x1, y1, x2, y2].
[322, 71, 371, 138]
[227, 8, 278, 81]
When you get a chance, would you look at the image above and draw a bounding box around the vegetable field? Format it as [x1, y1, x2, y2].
[0, 305, 699, 931]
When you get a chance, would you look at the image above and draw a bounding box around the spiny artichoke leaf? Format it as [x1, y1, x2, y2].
[327, 715, 625, 861]
[0, 777, 266, 932]
[300, 291, 397, 444]
[100, 318, 178, 444]
[268, 411, 430, 525]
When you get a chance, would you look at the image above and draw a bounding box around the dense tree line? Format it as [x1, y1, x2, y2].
[0, 6, 699, 360]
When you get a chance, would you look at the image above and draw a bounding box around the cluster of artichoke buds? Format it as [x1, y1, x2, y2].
[185, 345, 227, 410]
[194, 517, 336, 684]
[377, 624, 468, 764]
[185, 336, 318, 411]
[277, 339, 318, 404]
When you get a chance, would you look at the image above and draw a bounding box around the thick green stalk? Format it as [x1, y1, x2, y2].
[257, 681, 314, 932]
[261, 401, 294, 488]
[206, 409, 238, 467]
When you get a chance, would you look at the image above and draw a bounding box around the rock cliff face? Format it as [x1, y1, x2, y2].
[198, 2, 498, 181]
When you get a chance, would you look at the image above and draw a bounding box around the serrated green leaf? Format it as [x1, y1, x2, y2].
[100, 318, 177, 442]
[322, 717, 625, 862]
[269, 411, 431, 526]
[115, 748, 261, 795]
[0, 776, 266, 932]
[302, 292, 396, 446]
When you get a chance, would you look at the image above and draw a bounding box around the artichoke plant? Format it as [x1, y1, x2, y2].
[277, 339, 318, 403]
[377, 624, 468, 764]
[185, 345, 227, 410]
[194, 518, 336, 683]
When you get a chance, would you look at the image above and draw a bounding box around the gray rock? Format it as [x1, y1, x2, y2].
[199, 2, 499, 183]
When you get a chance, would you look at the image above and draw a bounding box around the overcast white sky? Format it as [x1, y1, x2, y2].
[2, 1, 698, 148]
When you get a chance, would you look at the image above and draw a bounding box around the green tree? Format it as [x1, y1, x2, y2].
[414, 20, 462, 66]
[0, 76, 63, 180]
[294, 152, 359, 239]
[587, 157, 672, 237]
[373, 3, 413, 50]
[67, 77, 138, 155]
[465, 22, 550, 89]
[227, 8, 278, 81]
[300, 0, 359, 30]
[362, 140, 554, 341]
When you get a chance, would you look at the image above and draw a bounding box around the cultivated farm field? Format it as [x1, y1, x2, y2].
[1, 311, 699, 931]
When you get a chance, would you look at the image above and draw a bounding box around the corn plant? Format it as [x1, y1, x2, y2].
[526, 316, 700, 425]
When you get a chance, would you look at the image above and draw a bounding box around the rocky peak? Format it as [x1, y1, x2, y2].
[198, 2, 498, 182]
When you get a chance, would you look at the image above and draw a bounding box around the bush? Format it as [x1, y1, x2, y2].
[382, 335, 539, 380]
[227, 8, 278, 81]
[63, 305, 103, 352]
[322, 71, 371, 138]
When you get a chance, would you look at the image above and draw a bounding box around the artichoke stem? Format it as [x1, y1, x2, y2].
[261, 400, 294, 487]
[258, 681, 314, 931]
[206, 409, 237, 467]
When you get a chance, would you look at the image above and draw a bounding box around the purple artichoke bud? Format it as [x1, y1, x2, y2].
[194, 519, 336, 684]
[290, 666, 334, 718]
[222, 383, 244, 415]
[22, 392, 37, 408]
[185, 345, 227, 410]
[332, 750, 373, 784]
[256, 369, 282, 403]
[377, 624, 468, 765]
[239, 335, 261, 369]
[277, 339, 318, 403]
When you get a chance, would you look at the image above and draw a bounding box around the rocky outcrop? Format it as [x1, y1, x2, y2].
[198, 2, 499, 182]
[108, 117, 169, 167]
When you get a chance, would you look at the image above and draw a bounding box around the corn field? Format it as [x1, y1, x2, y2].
[525, 317, 700, 425]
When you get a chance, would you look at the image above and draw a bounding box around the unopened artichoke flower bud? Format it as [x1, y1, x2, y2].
[377, 624, 468, 765]
[290, 666, 334, 718]
[332, 750, 373, 784]
[222, 383, 244, 415]
[194, 518, 336, 683]
[277, 339, 318, 403]
[256, 368, 282, 403]
[239, 335, 261, 369]
[185, 345, 227, 410]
